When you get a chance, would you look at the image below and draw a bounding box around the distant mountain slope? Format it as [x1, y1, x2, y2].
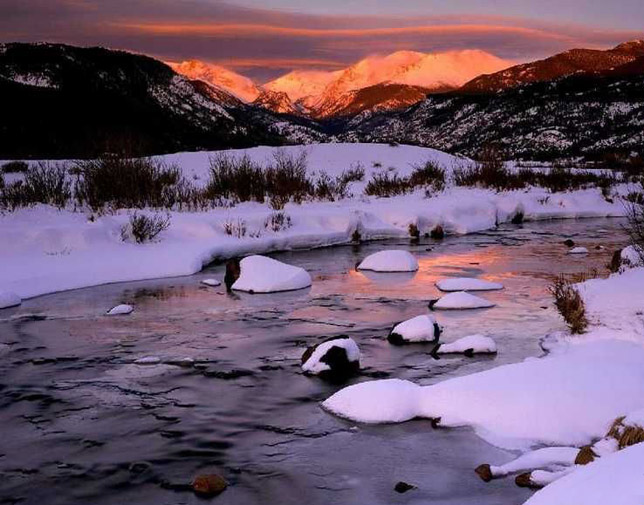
[340, 60, 644, 160]
[0, 43, 321, 158]
[168, 59, 261, 102]
[313, 82, 432, 119]
[460, 40, 644, 94]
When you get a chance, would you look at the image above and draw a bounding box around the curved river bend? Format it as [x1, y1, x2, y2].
[0, 218, 628, 505]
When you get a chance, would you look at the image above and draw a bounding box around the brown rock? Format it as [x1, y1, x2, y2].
[515, 472, 537, 488]
[575, 445, 597, 465]
[430, 225, 444, 240]
[474, 463, 493, 482]
[224, 259, 241, 291]
[192, 474, 228, 497]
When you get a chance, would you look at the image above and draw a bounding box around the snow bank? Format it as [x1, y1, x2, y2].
[487, 447, 578, 479]
[388, 315, 441, 344]
[434, 334, 497, 354]
[431, 292, 495, 310]
[324, 340, 644, 450]
[524, 443, 644, 505]
[0, 144, 630, 299]
[301, 337, 360, 375]
[357, 250, 419, 272]
[106, 304, 133, 315]
[0, 291, 21, 309]
[436, 278, 503, 292]
[231, 255, 311, 293]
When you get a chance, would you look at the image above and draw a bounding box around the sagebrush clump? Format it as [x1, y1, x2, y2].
[122, 212, 171, 243]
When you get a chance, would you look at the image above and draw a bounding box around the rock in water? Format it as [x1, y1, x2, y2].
[224, 259, 241, 291]
[357, 250, 419, 272]
[106, 304, 133, 315]
[563, 239, 575, 247]
[231, 255, 312, 293]
[430, 334, 497, 358]
[388, 315, 442, 345]
[0, 291, 21, 309]
[201, 278, 221, 287]
[394, 481, 416, 493]
[301, 336, 360, 381]
[192, 474, 227, 497]
[568, 247, 588, 255]
[429, 292, 495, 310]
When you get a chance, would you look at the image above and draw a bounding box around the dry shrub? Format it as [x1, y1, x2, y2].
[607, 416, 644, 450]
[122, 212, 170, 243]
[549, 275, 588, 334]
[625, 198, 644, 263]
[265, 211, 292, 232]
[0, 162, 71, 210]
[2, 161, 29, 173]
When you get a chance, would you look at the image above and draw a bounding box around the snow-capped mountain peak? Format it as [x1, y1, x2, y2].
[169, 60, 261, 102]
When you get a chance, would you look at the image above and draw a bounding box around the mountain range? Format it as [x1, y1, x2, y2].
[1, 40, 643, 159]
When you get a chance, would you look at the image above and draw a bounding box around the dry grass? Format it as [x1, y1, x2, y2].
[549, 275, 589, 334]
[607, 416, 644, 449]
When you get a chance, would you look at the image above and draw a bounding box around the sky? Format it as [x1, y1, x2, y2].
[1, 0, 643, 82]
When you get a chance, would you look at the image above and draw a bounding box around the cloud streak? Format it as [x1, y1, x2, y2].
[1, 0, 643, 81]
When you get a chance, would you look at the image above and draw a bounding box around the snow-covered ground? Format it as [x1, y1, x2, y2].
[0, 143, 630, 299]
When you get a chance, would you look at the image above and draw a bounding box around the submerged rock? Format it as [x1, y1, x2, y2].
[192, 474, 227, 497]
[301, 336, 360, 381]
[394, 481, 416, 493]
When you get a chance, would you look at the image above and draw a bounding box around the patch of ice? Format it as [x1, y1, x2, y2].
[357, 250, 419, 272]
[106, 304, 134, 316]
[0, 291, 21, 309]
[232, 255, 312, 293]
[431, 291, 495, 310]
[436, 278, 503, 292]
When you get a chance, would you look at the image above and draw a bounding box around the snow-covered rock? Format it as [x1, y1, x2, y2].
[357, 250, 419, 272]
[388, 315, 442, 345]
[432, 334, 497, 356]
[475, 446, 578, 481]
[106, 304, 133, 316]
[0, 291, 21, 309]
[301, 336, 360, 380]
[200, 278, 221, 287]
[231, 255, 312, 293]
[435, 278, 503, 292]
[323, 340, 644, 450]
[524, 442, 644, 505]
[430, 292, 495, 310]
[568, 247, 589, 254]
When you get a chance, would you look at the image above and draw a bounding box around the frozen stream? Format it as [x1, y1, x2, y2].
[0, 218, 629, 505]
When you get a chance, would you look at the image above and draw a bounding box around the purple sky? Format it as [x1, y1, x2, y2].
[1, 0, 643, 81]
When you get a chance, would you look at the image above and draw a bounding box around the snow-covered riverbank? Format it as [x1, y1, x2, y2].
[0, 143, 629, 299]
[324, 246, 644, 503]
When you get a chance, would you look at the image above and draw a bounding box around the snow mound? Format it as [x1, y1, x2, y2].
[357, 250, 419, 272]
[568, 247, 589, 254]
[323, 378, 422, 423]
[232, 255, 312, 293]
[323, 340, 644, 449]
[302, 337, 360, 375]
[107, 304, 133, 316]
[488, 446, 578, 479]
[0, 291, 21, 309]
[524, 443, 644, 505]
[435, 334, 497, 354]
[436, 278, 503, 292]
[431, 291, 495, 310]
[388, 315, 441, 344]
[201, 278, 221, 287]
